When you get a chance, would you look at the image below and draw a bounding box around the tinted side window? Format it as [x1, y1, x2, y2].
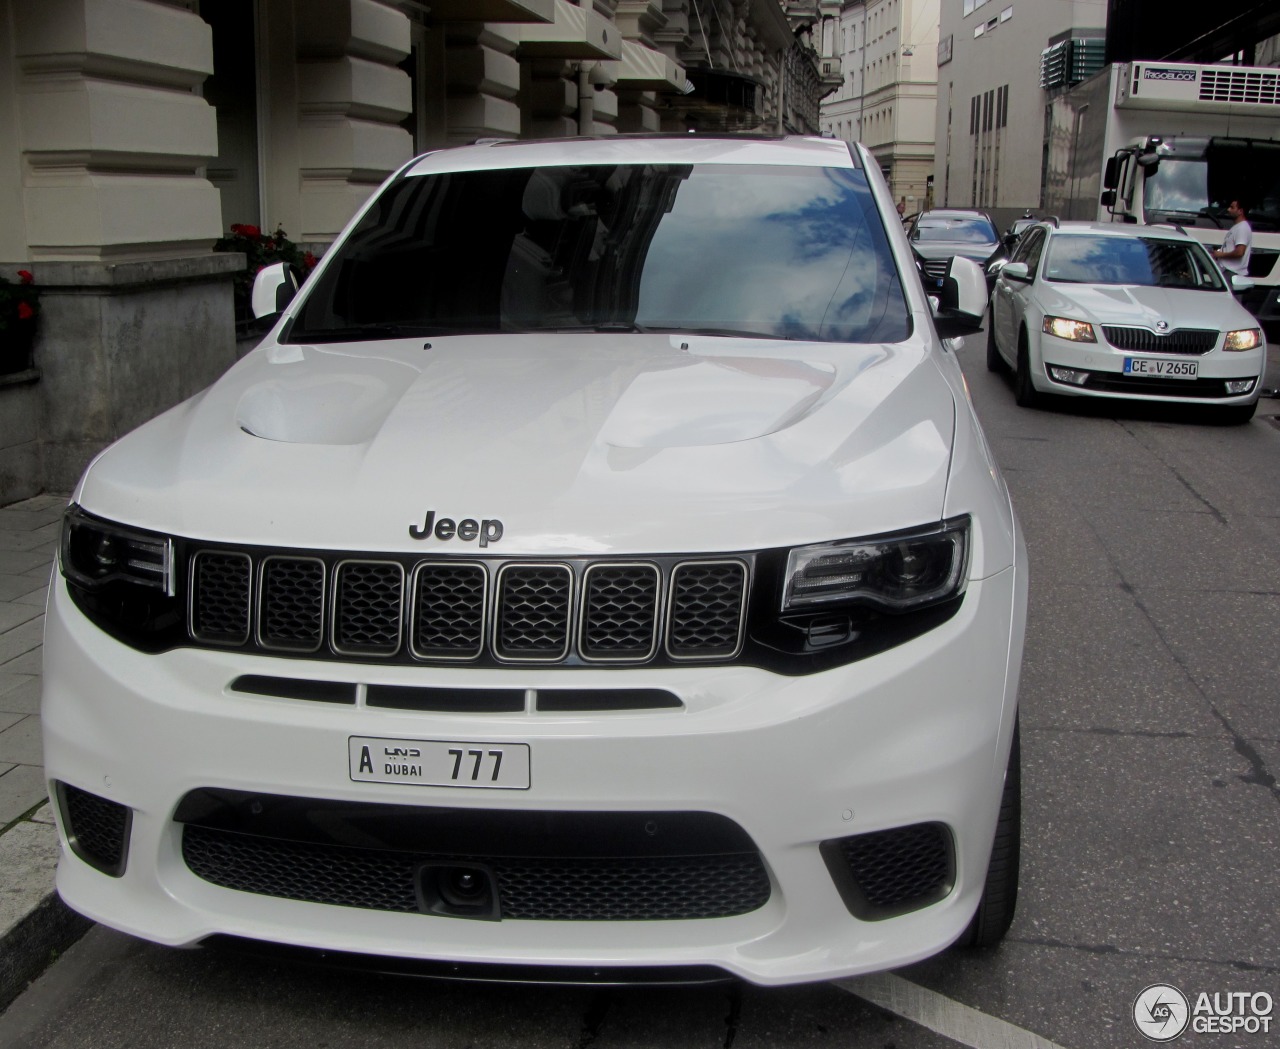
[1014, 230, 1047, 277]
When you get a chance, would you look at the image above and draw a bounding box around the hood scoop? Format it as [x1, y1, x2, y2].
[600, 355, 839, 448]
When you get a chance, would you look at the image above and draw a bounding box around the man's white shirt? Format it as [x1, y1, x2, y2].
[1220, 220, 1252, 275]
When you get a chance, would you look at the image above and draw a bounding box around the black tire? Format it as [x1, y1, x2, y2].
[1212, 401, 1257, 425]
[1013, 331, 1040, 408]
[986, 314, 1004, 373]
[957, 718, 1021, 949]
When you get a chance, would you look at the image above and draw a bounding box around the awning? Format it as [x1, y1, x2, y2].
[515, 0, 622, 60]
[607, 39, 686, 92]
[425, 0, 554, 22]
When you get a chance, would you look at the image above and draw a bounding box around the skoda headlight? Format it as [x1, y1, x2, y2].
[1042, 316, 1096, 342]
[1223, 328, 1262, 352]
[783, 517, 971, 613]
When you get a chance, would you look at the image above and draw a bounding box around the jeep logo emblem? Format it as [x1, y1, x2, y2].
[409, 510, 504, 547]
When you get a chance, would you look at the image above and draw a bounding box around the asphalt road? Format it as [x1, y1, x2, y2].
[2, 328, 1278, 1049]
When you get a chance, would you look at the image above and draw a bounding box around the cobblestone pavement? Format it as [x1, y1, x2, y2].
[0, 494, 85, 1008]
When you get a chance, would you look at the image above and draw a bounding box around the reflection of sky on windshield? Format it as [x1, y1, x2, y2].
[1144, 159, 1208, 214]
[1044, 235, 1222, 289]
[638, 168, 906, 342]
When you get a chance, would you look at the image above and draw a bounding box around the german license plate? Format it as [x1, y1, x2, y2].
[1123, 357, 1198, 379]
[349, 736, 530, 789]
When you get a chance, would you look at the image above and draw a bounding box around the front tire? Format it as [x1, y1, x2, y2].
[986, 314, 1004, 373]
[1013, 331, 1040, 408]
[957, 718, 1021, 948]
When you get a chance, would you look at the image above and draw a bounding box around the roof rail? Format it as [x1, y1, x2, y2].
[1044, 215, 1060, 228]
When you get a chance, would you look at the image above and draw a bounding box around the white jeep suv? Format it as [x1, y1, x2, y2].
[44, 135, 1026, 986]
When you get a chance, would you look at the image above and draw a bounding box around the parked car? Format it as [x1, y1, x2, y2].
[44, 134, 1025, 987]
[908, 208, 1004, 290]
[988, 220, 1265, 422]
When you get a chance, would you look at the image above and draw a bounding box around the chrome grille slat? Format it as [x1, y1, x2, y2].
[332, 561, 404, 656]
[1101, 326, 1218, 355]
[258, 557, 326, 652]
[411, 562, 487, 660]
[666, 561, 748, 660]
[495, 564, 573, 662]
[188, 551, 749, 665]
[190, 551, 252, 645]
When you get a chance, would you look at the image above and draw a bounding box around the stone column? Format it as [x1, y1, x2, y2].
[293, 0, 413, 242]
[1, 0, 241, 502]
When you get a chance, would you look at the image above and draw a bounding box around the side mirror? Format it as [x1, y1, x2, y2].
[1231, 274, 1255, 293]
[932, 256, 987, 339]
[1000, 261, 1031, 283]
[1100, 189, 1116, 208]
[250, 261, 301, 323]
[987, 258, 1008, 279]
[1102, 156, 1119, 190]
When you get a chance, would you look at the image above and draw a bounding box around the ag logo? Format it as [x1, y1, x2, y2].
[1134, 984, 1190, 1042]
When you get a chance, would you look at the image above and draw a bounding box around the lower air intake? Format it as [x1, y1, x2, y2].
[57, 782, 132, 877]
[182, 824, 772, 921]
[821, 822, 954, 920]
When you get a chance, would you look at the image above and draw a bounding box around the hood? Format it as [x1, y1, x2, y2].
[1038, 283, 1251, 330]
[912, 240, 1000, 264]
[77, 334, 957, 555]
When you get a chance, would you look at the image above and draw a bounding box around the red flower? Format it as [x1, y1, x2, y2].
[229, 224, 262, 239]
[17, 301, 34, 320]
[17, 270, 33, 285]
[303, 251, 318, 269]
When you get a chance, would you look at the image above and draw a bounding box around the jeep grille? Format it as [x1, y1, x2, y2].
[189, 549, 748, 666]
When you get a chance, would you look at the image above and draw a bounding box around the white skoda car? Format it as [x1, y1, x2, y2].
[44, 135, 1026, 986]
[988, 220, 1265, 423]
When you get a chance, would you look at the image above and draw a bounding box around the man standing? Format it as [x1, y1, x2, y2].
[1213, 200, 1252, 277]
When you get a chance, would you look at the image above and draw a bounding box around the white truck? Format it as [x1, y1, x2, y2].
[1043, 60, 1280, 326]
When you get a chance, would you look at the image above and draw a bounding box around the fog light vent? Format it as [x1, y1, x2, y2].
[56, 782, 132, 877]
[820, 822, 954, 920]
[1049, 367, 1090, 386]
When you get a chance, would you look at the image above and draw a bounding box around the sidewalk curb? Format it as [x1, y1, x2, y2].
[0, 892, 92, 1012]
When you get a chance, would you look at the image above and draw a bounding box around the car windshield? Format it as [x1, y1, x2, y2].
[287, 162, 910, 344]
[912, 217, 996, 244]
[1042, 234, 1226, 290]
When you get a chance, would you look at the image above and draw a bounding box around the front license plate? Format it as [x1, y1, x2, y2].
[1123, 357, 1198, 379]
[349, 736, 530, 789]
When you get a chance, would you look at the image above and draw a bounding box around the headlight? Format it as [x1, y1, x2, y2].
[62, 507, 174, 593]
[1042, 316, 1096, 342]
[60, 506, 184, 649]
[783, 517, 970, 613]
[1223, 328, 1262, 352]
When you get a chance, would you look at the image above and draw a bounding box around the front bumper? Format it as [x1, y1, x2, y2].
[1036, 333, 1265, 404]
[43, 563, 1025, 986]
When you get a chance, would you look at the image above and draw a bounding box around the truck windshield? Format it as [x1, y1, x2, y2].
[287, 163, 910, 344]
[1145, 142, 1280, 231]
[1043, 234, 1225, 290]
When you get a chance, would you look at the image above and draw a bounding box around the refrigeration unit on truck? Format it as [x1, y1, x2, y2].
[1043, 60, 1280, 325]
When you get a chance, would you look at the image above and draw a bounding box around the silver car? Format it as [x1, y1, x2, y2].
[988, 221, 1266, 424]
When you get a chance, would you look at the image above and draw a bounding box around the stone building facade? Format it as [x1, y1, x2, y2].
[821, 0, 939, 215]
[0, 0, 832, 504]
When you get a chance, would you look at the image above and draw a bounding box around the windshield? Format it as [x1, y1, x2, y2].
[1043, 234, 1226, 290]
[1144, 143, 1280, 231]
[912, 216, 997, 244]
[287, 163, 910, 344]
